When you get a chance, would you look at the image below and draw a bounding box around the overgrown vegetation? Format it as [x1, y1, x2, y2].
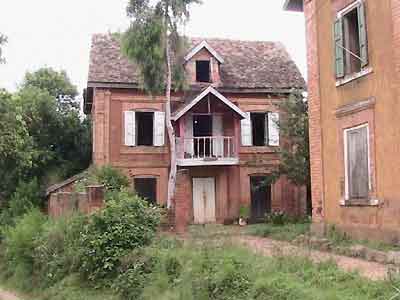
[0, 67, 91, 214]
[0, 186, 161, 297]
[246, 222, 311, 242]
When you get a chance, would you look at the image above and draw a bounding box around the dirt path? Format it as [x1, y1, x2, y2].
[237, 236, 390, 281]
[0, 289, 21, 300]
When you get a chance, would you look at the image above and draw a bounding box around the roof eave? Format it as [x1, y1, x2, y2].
[283, 0, 304, 12]
[184, 40, 225, 64]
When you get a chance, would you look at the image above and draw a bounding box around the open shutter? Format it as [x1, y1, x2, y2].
[334, 18, 345, 78]
[212, 114, 223, 156]
[268, 112, 280, 147]
[241, 112, 252, 146]
[184, 114, 194, 156]
[153, 111, 165, 146]
[357, 2, 368, 67]
[124, 111, 136, 146]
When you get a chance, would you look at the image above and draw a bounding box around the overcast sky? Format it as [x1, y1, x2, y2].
[0, 0, 306, 94]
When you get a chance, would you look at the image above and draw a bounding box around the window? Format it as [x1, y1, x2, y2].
[136, 112, 154, 146]
[241, 112, 279, 147]
[134, 177, 157, 205]
[344, 124, 370, 200]
[334, 1, 368, 78]
[196, 60, 211, 82]
[124, 111, 165, 147]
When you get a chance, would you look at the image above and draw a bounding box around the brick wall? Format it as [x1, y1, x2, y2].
[173, 169, 191, 233]
[48, 185, 105, 218]
[304, 0, 325, 225]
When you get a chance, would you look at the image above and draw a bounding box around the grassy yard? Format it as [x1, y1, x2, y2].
[244, 222, 311, 242]
[2, 225, 400, 300]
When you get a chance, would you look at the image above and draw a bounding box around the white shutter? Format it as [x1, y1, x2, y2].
[241, 112, 252, 146]
[153, 111, 165, 146]
[212, 114, 223, 156]
[268, 112, 280, 147]
[124, 111, 136, 146]
[184, 114, 194, 156]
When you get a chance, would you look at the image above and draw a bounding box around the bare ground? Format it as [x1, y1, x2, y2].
[237, 235, 390, 281]
[0, 289, 20, 300]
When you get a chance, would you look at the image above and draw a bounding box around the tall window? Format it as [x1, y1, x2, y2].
[196, 60, 211, 83]
[241, 112, 280, 147]
[334, 1, 368, 78]
[344, 124, 370, 199]
[136, 112, 154, 146]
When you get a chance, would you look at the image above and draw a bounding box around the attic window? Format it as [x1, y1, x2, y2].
[196, 61, 211, 83]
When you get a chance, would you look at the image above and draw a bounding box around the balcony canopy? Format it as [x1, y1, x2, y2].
[172, 86, 248, 121]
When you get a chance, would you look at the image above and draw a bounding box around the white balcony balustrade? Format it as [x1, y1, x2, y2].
[176, 136, 239, 166]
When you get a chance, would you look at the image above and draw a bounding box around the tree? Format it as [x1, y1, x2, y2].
[277, 91, 312, 214]
[0, 34, 7, 64]
[21, 67, 79, 110]
[0, 89, 37, 201]
[123, 0, 201, 207]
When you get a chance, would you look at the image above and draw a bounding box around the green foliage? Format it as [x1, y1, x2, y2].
[239, 205, 250, 219]
[79, 190, 161, 282]
[21, 67, 78, 109]
[34, 214, 88, 288]
[1, 209, 47, 291]
[277, 91, 310, 187]
[246, 223, 311, 242]
[0, 68, 92, 200]
[265, 211, 291, 226]
[0, 179, 42, 233]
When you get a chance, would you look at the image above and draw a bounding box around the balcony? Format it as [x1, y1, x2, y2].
[176, 136, 239, 166]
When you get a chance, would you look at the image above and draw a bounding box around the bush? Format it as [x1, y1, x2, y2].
[79, 189, 161, 282]
[1, 208, 46, 290]
[0, 179, 42, 233]
[34, 214, 88, 287]
[265, 211, 290, 226]
[95, 165, 129, 192]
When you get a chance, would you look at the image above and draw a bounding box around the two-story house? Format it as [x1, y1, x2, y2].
[84, 34, 306, 227]
[285, 0, 400, 242]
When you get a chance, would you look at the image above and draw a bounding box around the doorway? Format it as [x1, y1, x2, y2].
[192, 177, 216, 224]
[250, 176, 271, 222]
[193, 115, 212, 157]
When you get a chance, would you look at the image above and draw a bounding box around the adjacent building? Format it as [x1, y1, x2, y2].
[285, 0, 400, 242]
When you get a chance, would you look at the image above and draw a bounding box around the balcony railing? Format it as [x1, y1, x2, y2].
[176, 136, 239, 166]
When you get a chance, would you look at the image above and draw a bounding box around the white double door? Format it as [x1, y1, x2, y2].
[193, 177, 216, 224]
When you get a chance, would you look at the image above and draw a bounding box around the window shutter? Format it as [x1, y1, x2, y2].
[347, 126, 369, 199]
[268, 112, 280, 147]
[153, 111, 165, 146]
[357, 2, 368, 67]
[184, 114, 194, 156]
[212, 114, 223, 156]
[334, 18, 345, 78]
[124, 111, 136, 146]
[241, 112, 252, 146]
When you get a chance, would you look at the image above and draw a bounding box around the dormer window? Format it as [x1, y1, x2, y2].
[196, 60, 210, 83]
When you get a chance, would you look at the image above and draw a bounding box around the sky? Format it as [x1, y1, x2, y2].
[0, 0, 306, 94]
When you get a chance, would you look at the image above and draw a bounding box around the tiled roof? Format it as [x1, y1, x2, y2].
[88, 34, 305, 90]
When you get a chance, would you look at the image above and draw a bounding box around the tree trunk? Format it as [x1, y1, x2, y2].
[165, 13, 177, 208]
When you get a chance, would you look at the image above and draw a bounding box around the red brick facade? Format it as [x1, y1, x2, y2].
[291, 0, 400, 242]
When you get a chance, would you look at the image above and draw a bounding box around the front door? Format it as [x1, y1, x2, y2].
[250, 176, 272, 221]
[193, 115, 212, 157]
[193, 177, 216, 224]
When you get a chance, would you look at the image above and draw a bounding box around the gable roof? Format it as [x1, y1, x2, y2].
[88, 34, 305, 90]
[184, 40, 224, 63]
[172, 86, 247, 121]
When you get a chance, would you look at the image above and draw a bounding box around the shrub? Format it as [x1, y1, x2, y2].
[2, 208, 46, 290]
[0, 179, 42, 233]
[79, 189, 161, 282]
[95, 165, 129, 192]
[265, 210, 290, 226]
[34, 214, 88, 287]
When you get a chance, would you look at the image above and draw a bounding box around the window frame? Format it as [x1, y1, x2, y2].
[133, 176, 158, 205]
[241, 112, 279, 147]
[136, 111, 155, 146]
[343, 123, 371, 201]
[195, 60, 211, 83]
[334, 0, 370, 85]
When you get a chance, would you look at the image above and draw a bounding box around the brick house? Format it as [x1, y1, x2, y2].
[84, 34, 306, 227]
[285, 0, 400, 242]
